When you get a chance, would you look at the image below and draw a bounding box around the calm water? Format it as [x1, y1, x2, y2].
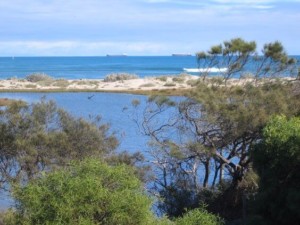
[0, 56, 198, 79]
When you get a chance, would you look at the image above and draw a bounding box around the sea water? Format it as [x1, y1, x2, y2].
[0, 56, 198, 79]
[0, 56, 298, 79]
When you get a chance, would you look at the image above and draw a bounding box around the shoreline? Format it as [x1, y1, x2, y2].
[0, 75, 200, 95]
[0, 75, 296, 96]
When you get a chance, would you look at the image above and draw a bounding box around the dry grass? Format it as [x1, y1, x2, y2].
[52, 79, 70, 87]
[103, 73, 138, 82]
[155, 76, 168, 82]
[25, 84, 38, 88]
[25, 73, 53, 82]
[164, 82, 176, 87]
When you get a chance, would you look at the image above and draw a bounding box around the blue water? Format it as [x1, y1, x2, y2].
[1, 56, 298, 80]
[0, 56, 198, 79]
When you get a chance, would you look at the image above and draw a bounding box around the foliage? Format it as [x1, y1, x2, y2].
[175, 208, 224, 225]
[25, 73, 53, 82]
[6, 159, 156, 225]
[0, 99, 118, 190]
[196, 38, 298, 83]
[156, 76, 168, 82]
[129, 38, 300, 221]
[164, 82, 176, 87]
[250, 116, 300, 225]
[103, 73, 138, 82]
[52, 78, 69, 87]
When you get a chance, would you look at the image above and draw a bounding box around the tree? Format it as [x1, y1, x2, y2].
[129, 38, 300, 220]
[6, 159, 157, 225]
[0, 99, 118, 190]
[250, 116, 300, 225]
[196, 38, 298, 83]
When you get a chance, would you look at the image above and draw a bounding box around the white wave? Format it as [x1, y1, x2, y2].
[183, 67, 228, 73]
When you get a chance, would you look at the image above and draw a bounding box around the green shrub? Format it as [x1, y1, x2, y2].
[175, 208, 224, 225]
[11, 159, 157, 225]
[25, 73, 53, 82]
[52, 78, 69, 87]
[172, 75, 186, 83]
[251, 116, 300, 225]
[164, 82, 176, 87]
[186, 79, 200, 87]
[24, 84, 37, 88]
[140, 83, 156, 87]
[208, 76, 224, 86]
[104, 73, 138, 82]
[156, 76, 168, 82]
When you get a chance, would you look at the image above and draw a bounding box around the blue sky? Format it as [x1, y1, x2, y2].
[0, 0, 299, 56]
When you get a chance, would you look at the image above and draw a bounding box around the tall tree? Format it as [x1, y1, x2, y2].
[251, 116, 300, 225]
[196, 38, 298, 83]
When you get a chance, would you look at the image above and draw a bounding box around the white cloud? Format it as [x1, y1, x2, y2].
[0, 41, 173, 56]
[0, 0, 299, 55]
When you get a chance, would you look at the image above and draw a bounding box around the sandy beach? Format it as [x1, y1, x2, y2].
[0, 74, 295, 94]
[0, 74, 200, 93]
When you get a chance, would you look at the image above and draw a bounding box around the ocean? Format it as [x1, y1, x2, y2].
[0, 56, 198, 79]
[0, 56, 299, 80]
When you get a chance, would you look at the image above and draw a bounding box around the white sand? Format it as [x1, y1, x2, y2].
[0, 76, 294, 92]
[0, 75, 200, 92]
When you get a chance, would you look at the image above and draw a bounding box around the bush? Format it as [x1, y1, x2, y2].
[52, 78, 69, 87]
[140, 83, 156, 87]
[156, 76, 168, 82]
[175, 208, 224, 225]
[172, 74, 187, 83]
[25, 73, 53, 82]
[251, 116, 300, 225]
[164, 82, 176, 87]
[104, 73, 138, 82]
[11, 159, 157, 225]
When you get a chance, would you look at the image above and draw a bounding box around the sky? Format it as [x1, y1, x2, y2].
[0, 0, 299, 56]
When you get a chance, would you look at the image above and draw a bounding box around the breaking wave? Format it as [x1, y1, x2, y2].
[183, 67, 228, 73]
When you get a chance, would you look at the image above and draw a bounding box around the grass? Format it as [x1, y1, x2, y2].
[172, 76, 185, 83]
[52, 79, 69, 87]
[155, 76, 168, 82]
[25, 84, 38, 88]
[103, 73, 138, 82]
[186, 79, 201, 87]
[25, 73, 53, 82]
[164, 82, 176, 87]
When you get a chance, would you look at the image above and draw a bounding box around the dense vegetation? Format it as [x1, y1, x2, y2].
[128, 38, 300, 223]
[250, 116, 300, 225]
[0, 38, 299, 224]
